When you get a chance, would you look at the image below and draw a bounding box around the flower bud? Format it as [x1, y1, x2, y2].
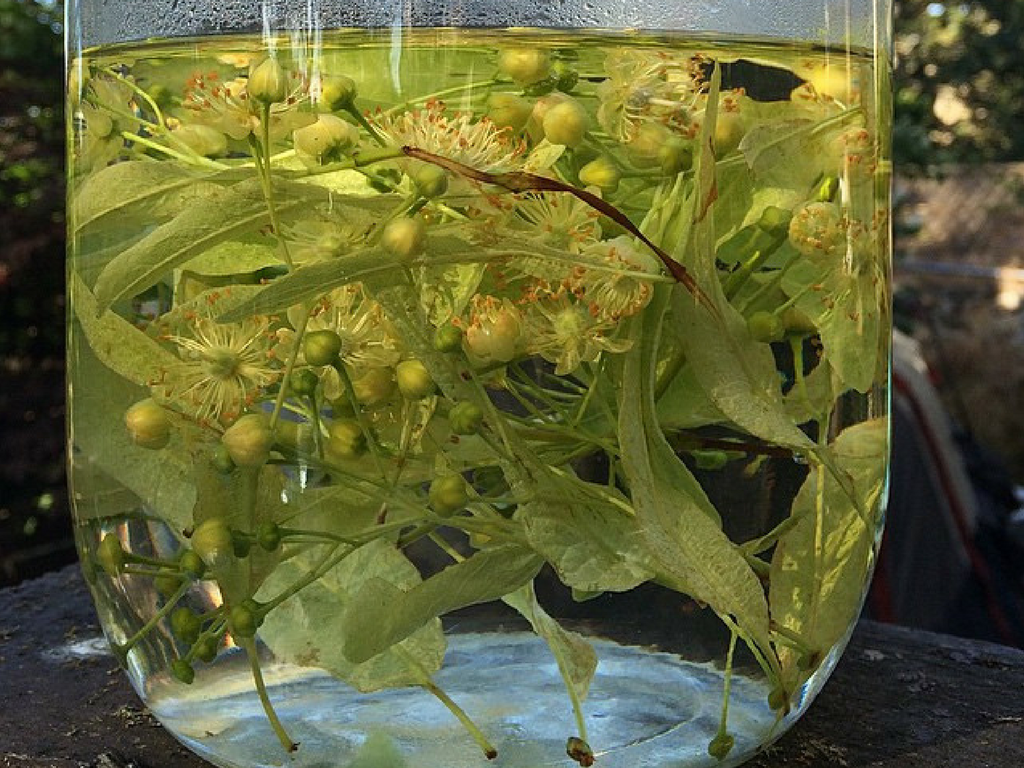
[551, 61, 578, 93]
[229, 603, 259, 638]
[293, 114, 359, 166]
[466, 301, 522, 364]
[190, 519, 234, 568]
[171, 607, 203, 646]
[194, 636, 219, 663]
[210, 443, 236, 474]
[97, 534, 126, 577]
[317, 74, 357, 111]
[221, 414, 273, 467]
[351, 367, 396, 406]
[256, 522, 283, 552]
[303, 329, 344, 367]
[498, 48, 551, 86]
[178, 549, 207, 579]
[542, 99, 589, 148]
[172, 124, 229, 158]
[410, 163, 449, 199]
[487, 93, 533, 132]
[171, 659, 195, 685]
[248, 57, 288, 106]
[433, 322, 463, 353]
[428, 473, 469, 517]
[449, 401, 484, 435]
[659, 137, 693, 175]
[578, 156, 621, 192]
[290, 368, 320, 398]
[382, 217, 427, 261]
[628, 123, 674, 168]
[327, 419, 367, 460]
[395, 359, 437, 400]
[125, 399, 171, 450]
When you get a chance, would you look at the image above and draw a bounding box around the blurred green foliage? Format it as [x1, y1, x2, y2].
[895, 0, 1024, 167]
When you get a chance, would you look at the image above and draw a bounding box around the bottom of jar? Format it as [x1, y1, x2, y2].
[148, 631, 791, 768]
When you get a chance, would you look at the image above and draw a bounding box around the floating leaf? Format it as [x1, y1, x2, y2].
[342, 545, 544, 664]
[257, 539, 446, 692]
[503, 582, 598, 701]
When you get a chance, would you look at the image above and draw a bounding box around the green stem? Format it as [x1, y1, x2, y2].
[241, 637, 297, 753]
[716, 630, 738, 739]
[113, 579, 190, 661]
[121, 131, 226, 170]
[269, 309, 311, 433]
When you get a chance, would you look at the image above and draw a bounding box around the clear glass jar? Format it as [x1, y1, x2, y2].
[66, 1, 892, 766]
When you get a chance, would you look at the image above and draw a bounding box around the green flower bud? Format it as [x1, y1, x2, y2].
[351, 367, 396, 407]
[542, 99, 589, 148]
[433, 322, 464, 353]
[757, 205, 793, 237]
[154, 570, 184, 598]
[382, 216, 427, 261]
[497, 48, 551, 86]
[449, 401, 484, 435]
[747, 310, 786, 343]
[551, 61, 578, 93]
[256, 522, 282, 552]
[190, 519, 233, 568]
[317, 74, 357, 111]
[172, 124, 228, 158]
[290, 368, 320, 398]
[248, 57, 288, 106]
[171, 659, 195, 685]
[659, 137, 693, 175]
[170, 607, 203, 646]
[486, 93, 534, 132]
[707, 733, 735, 761]
[221, 413, 273, 468]
[578, 156, 621, 192]
[628, 123, 674, 168]
[293, 114, 359, 166]
[303, 329, 344, 367]
[327, 419, 367, 460]
[194, 636, 219, 663]
[714, 110, 745, 155]
[229, 601, 262, 639]
[125, 399, 171, 450]
[97, 534, 126, 577]
[210, 443, 236, 475]
[178, 549, 207, 579]
[410, 163, 449, 199]
[428, 473, 469, 517]
[395, 359, 436, 400]
[231, 529, 253, 558]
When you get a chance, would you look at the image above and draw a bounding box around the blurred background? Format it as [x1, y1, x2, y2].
[1, 0, 1023, 642]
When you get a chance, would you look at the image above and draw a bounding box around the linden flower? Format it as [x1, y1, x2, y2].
[74, 75, 139, 172]
[373, 99, 526, 173]
[182, 70, 313, 142]
[522, 290, 632, 375]
[274, 286, 401, 401]
[151, 300, 280, 425]
[514, 193, 601, 253]
[596, 49, 704, 141]
[571, 236, 660, 320]
[282, 214, 374, 264]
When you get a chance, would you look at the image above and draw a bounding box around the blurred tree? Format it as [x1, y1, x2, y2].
[894, 0, 1024, 168]
[0, 0, 70, 583]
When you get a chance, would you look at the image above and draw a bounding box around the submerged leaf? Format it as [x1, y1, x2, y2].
[342, 545, 543, 664]
[257, 539, 446, 692]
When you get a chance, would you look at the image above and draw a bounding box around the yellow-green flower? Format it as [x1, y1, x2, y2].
[571, 236, 660, 320]
[522, 290, 631, 375]
[152, 298, 280, 425]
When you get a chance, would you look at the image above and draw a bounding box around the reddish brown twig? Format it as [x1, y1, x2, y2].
[402, 146, 714, 310]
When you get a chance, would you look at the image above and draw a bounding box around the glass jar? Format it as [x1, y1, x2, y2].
[66, 1, 892, 766]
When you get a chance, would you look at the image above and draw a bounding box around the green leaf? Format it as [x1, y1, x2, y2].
[782, 260, 884, 395]
[92, 179, 313, 311]
[69, 334, 194, 530]
[256, 539, 446, 692]
[769, 418, 886, 684]
[72, 160, 221, 234]
[738, 108, 862, 192]
[655, 363, 727, 430]
[518, 491, 656, 593]
[342, 545, 544, 664]
[618, 289, 771, 653]
[71, 272, 179, 387]
[503, 582, 598, 701]
[180, 236, 282, 277]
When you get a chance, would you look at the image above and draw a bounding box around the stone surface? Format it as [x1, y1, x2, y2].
[2, 566, 1024, 767]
